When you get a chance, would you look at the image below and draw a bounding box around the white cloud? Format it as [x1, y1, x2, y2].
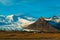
[0, 0, 25, 6]
[0, 0, 13, 5]
[0, 0, 35, 6]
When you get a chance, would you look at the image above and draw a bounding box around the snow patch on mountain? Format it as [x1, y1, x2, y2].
[0, 15, 6, 22]
[18, 17, 34, 27]
[0, 14, 36, 31]
[45, 16, 60, 23]
[0, 15, 60, 31]
[6, 15, 14, 22]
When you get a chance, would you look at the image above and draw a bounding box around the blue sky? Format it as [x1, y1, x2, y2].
[0, 0, 60, 18]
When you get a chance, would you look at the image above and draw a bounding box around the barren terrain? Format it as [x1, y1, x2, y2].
[0, 32, 60, 40]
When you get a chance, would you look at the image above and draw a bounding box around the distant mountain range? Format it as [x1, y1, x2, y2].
[45, 16, 60, 30]
[0, 14, 36, 25]
[0, 14, 36, 31]
[0, 15, 60, 32]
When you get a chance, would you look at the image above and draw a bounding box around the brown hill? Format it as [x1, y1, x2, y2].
[26, 17, 60, 32]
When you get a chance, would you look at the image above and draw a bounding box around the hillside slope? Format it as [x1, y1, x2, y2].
[26, 17, 60, 32]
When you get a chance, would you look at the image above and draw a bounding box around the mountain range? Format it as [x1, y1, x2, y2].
[0, 14, 36, 31]
[0, 15, 60, 32]
[26, 17, 60, 32]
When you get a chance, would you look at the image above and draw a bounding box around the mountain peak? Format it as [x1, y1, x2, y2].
[26, 17, 60, 32]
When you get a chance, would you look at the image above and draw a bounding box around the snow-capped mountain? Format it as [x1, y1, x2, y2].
[0, 14, 36, 25]
[1, 15, 60, 31]
[0, 14, 36, 31]
[0, 15, 6, 22]
[45, 16, 60, 23]
[45, 16, 60, 30]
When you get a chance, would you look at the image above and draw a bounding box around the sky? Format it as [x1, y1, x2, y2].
[0, 0, 60, 18]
